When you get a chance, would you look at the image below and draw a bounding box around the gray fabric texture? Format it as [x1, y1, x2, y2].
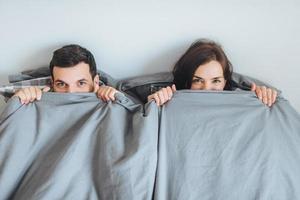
[0, 90, 299, 200]
[154, 91, 300, 200]
[0, 93, 158, 200]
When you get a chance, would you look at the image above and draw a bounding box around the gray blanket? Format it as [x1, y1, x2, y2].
[154, 91, 300, 200]
[0, 93, 158, 200]
[1, 91, 300, 200]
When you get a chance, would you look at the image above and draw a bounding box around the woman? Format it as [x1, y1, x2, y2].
[148, 39, 277, 106]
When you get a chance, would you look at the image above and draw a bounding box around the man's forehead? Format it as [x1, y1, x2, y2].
[52, 63, 92, 80]
[53, 62, 90, 72]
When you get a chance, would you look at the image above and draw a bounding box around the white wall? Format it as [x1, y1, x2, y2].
[0, 0, 299, 111]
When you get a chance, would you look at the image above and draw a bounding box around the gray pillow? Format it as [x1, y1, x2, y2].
[117, 72, 174, 103]
[117, 72, 280, 103]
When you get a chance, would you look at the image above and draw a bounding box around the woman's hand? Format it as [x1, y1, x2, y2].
[251, 83, 277, 107]
[147, 84, 176, 106]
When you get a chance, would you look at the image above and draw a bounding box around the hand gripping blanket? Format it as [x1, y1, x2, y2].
[0, 93, 158, 200]
[154, 91, 300, 200]
[1, 91, 300, 200]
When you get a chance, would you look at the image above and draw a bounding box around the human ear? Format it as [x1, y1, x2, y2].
[94, 74, 100, 85]
[93, 74, 100, 92]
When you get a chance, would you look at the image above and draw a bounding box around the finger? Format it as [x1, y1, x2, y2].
[161, 88, 169, 101]
[261, 86, 267, 105]
[255, 86, 262, 100]
[97, 90, 106, 102]
[172, 84, 177, 92]
[97, 87, 107, 101]
[16, 90, 26, 104]
[153, 93, 160, 106]
[108, 89, 116, 101]
[23, 88, 32, 104]
[147, 94, 154, 102]
[36, 87, 43, 101]
[97, 88, 106, 101]
[29, 87, 38, 102]
[251, 83, 256, 92]
[158, 90, 166, 105]
[148, 93, 160, 105]
[96, 89, 101, 99]
[100, 95, 105, 102]
[267, 88, 272, 107]
[272, 90, 277, 104]
[166, 86, 173, 100]
[104, 87, 112, 101]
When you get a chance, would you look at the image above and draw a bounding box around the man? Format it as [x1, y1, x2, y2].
[14, 44, 118, 104]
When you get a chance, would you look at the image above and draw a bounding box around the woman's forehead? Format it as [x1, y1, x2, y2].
[194, 60, 224, 78]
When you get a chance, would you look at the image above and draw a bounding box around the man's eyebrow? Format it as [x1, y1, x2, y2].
[78, 79, 88, 82]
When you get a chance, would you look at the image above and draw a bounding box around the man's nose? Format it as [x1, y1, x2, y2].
[67, 86, 77, 93]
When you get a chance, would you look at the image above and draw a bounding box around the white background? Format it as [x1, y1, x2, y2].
[0, 0, 299, 112]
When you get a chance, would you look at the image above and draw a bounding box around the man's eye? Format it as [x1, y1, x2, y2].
[79, 81, 86, 86]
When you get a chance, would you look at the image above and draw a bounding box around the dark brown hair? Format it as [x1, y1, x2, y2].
[49, 44, 97, 78]
[173, 39, 233, 90]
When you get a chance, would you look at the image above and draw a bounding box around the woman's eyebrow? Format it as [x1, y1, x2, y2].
[54, 79, 66, 83]
[211, 76, 224, 80]
[193, 75, 203, 79]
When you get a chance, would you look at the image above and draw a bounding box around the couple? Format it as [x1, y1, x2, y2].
[14, 39, 278, 107]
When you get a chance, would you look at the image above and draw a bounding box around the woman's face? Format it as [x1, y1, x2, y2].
[190, 60, 226, 90]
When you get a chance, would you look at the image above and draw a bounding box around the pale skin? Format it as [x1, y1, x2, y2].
[13, 62, 118, 104]
[148, 60, 278, 107]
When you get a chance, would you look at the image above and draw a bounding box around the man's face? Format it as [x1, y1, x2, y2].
[52, 62, 99, 93]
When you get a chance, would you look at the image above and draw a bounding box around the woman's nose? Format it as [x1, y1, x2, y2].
[203, 83, 213, 90]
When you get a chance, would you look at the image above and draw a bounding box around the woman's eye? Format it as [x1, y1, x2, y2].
[56, 83, 65, 87]
[192, 79, 203, 83]
[213, 79, 221, 83]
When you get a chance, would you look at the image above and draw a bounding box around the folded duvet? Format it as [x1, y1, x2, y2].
[1, 91, 300, 200]
[154, 91, 300, 200]
[0, 93, 158, 200]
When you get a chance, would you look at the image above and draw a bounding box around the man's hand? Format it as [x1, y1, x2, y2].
[96, 86, 119, 102]
[13, 86, 51, 105]
[147, 84, 176, 106]
[251, 83, 277, 107]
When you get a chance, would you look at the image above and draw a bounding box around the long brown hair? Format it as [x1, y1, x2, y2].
[173, 39, 233, 90]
